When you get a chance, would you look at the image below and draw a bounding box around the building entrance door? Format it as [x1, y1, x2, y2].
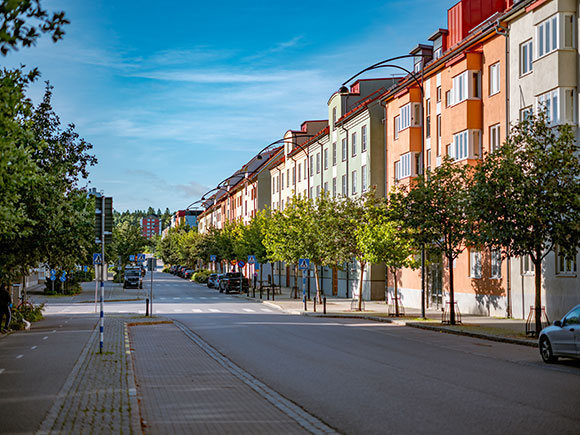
[428, 255, 443, 309]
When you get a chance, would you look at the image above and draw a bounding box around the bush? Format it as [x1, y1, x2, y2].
[44, 280, 82, 295]
[10, 303, 45, 330]
[192, 269, 212, 283]
[162, 265, 171, 273]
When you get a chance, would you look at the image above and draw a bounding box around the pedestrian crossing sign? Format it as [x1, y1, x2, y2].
[137, 253, 145, 261]
[93, 253, 102, 265]
[247, 255, 256, 264]
[299, 258, 310, 270]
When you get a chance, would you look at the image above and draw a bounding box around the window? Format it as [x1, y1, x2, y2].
[272, 177, 276, 193]
[450, 130, 481, 161]
[332, 177, 337, 196]
[351, 170, 357, 195]
[298, 163, 301, 182]
[281, 200, 284, 210]
[292, 167, 296, 185]
[324, 148, 328, 170]
[537, 89, 559, 124]
[491, 248, 502, 279]
[425, 99, 431, 138]
[316, 185, 320, 197]
[342, 138, 347, 161]
[490, 124, 501, 153]
[434, 47, 442, 59]
[445, 90, 451, 107]
[557, 247, 577, 275]
[286, 169, 290, 188]
[316, 152, 321, 174]
[281, 173, 284, 190]
[323, 181, 328, 193]
[489, 62, 500, 95]
[309, 155, 314, 176]
[520, 106, 533, 121]
[452, 130, 468, 160]
[309, 187, 313, 198]
[394, 116, 400, 140]
[564, 13, 575, 48]
[436, 114, 442, 156]
[453, 72, 467, 104]
[520, 39, 533, 76]
[332, 142, 337, 166]
[361, 165, 367, 192]
[332, 107, 337, 130]
[470, 250, 482, 278]
[521, 255, 535, 275]
[351, 132, 357, 156]
[436, 86, 442, 103]
[562, 306, 580, 326]
[361, 125, 367, 152]
[303, 159, 307, 179]
[400, 103, 420, 130]
[341, 174, 347, 196]
[395, 152, 413, 180]
[450, 71, 480, 105]
[537, 14, 558, 58]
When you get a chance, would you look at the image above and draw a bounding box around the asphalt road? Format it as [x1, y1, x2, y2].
[3, 270, 579, 434]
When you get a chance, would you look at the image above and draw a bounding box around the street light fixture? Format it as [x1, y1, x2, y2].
[339, 53, 431, 319]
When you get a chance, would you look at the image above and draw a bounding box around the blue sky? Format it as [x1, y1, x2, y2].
[5, 0, 450, 212]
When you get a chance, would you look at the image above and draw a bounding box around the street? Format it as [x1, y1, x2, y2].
[1, 270, 579, 434]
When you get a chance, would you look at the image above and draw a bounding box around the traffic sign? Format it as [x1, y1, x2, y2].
[93, 253, 102, 265]
[247, 255, 256, 264]
[137, 253, 145, 261]
[230, 259, 237, 266]
[60, 271, 67, 282]
[237, 260, 246, 268]
[83, 266, 88, 272]
[255, 263, 260, 270]
[49, 273, 56, 281]
[129, 255, 135, 262]
[210, 255, 217, 262]
[299, 258, 310, 271]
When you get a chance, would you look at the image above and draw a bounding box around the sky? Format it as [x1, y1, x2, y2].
[4, 0, 451, 213]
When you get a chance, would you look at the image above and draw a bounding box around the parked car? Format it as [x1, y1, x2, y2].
[214, 274, 225, 289]
[183, 269, 195, 279]
[219, 272, 250, 294]
[123, 266, 143, 289]
[170, 265, 180, 275]
[207, 274, 218, 288]
[539, 304, 580, 363]
[177, 266, 187, 277]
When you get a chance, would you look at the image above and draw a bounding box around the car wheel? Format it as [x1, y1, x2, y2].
[540, 336, 558, 363]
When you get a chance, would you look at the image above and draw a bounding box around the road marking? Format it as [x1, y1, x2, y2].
[119, 311, 128, 313]
[173, 297, 180, 300]
[159, 297, 166, 300]
[211, 297, 219, 300]
[16, 354, 23, 359]
[31, 346, 37, 350]
[0, 368, 4, 374]
[43, 336, 48, 340]
[243, 308, 255, 313]
[192, 309, 202, 313]
[200, 297, 207, 300]
[261, 308, 273, 312]
[174, 309, 183, 312]
[186, 297, 194, 300]
[208, 309, 220, 313]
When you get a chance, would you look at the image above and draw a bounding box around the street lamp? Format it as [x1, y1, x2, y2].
[339, 53, 430, 319]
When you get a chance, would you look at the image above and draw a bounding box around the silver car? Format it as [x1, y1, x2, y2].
[539, 304, 580, 363]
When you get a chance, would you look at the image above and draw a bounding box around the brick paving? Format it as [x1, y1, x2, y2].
[38, 315, 141, 435]
[129, 322, 325, 435]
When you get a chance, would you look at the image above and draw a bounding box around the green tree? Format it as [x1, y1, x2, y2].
[112, 222, 148, 266]
[470, 113, 580, 334]
[392, 159, 473, 324]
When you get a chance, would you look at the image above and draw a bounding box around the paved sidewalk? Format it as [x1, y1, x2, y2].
[237, 284, 538, 347]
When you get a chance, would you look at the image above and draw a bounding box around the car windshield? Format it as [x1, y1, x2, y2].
[125, 270, 140, 277]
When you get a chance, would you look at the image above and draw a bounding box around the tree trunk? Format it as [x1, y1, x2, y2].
[534, 246, 543, 335]
[313, 264, 322, 304]
[448, 254, 456, 325]
[357, 261, 366, 311]
[392, 267, 400, 317]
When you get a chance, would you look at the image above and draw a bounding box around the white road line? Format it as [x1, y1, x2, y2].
[192, 309, 202, 313]
[173, 297, 180, 300]
[0, 368, 4, 374]
[43, 336, 48, 340]
[186, 297, 194, 300]
[261, 308, 273, 312]
[174, 309, 183, 312]
[119, 311, 128, 313]
[200, 297, 207, 300]
[160, 297, 166, 300]
[208, 309, 220, 313]
[16, 354, 23, 359]
[211, 297, 219, 300]
[243, 308, 255, 313]
[31, 346, 37, 350]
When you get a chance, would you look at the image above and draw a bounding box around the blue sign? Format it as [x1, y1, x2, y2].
[255, 263, 260, 270]
[93, 253, 102, 265]
[50, 274, 56, 281]
[210, 255, 217, 262]
[237, 260, 246, 268]
[299, 258, 310, 271]
[129, 255, 135, 262]
[247, 255, 256, 264]
[60, 271, 67, 282]
[83, 266, 88, 272]
[137, 253, 146, 261]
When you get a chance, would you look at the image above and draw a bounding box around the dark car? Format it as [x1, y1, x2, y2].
[184, 269, 195, 279]
[123, 267, 143, 289]
[179, 266, 189, 277]
[207, 274, 218, 288]
[219, 272, 250, 294]
[170, 265, 180, 275]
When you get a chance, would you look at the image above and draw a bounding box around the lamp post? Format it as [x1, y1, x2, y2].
[339, 54, 430, 319]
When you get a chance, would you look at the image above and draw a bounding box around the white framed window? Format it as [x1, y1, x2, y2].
[520, 106, 533, 121]
[332, 107, 337, 130]
[489, 62, 500, 95]
[332, 143, 337, 166]
[450, 70, 481, 106]
[521, 255, 535, 275]
[537, 14, 558, 58]
[342, 138, 347, 161]
[323, 181, 328, 193]
[400, 103, 421, 130]
[361, 165, 368, 192]
[436, 114, 442, 156]
[395, 152, 415, 180]
[394, 115, 400, 139]
[309, 187, 313, 198]
[298, 163, 301, 182]
[489, 124, 501, 153]
[332, 177, 337, 197]
[351, 170, 357, 195]
[537, 89, 559, 124]
[470, 250, 482, 279]
[556, 247, 577, 275]
[286, 169, 290, 187]
[341, 174, 347, 196]
[324, 148, 328, 170]
[563, 13, 575, 49]
[491, 248, 502, 279]
[281, 173, 284, 190]
[425, 99, 431, 138]
[303, 159, 307, 179]
[520, 39, 533, 76]
[361, 125, 367, 152]
[434, 47, 442, 59]
[316, 152, 321, 174]
[292, 167, 296, 185]
[351, 132, 357, 156]
[450, 129, 481, 161]
[316, 185, 321, 197]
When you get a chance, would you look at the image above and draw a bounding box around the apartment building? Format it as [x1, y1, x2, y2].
[384, 0, 510, 316]
[505, 0, 580, 320]
[141, 215, 161, 239]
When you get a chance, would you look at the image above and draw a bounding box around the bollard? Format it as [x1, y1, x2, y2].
[313, 297, 317, 312]
[252, 287, 255, 298]
[146, 298, 149, 316]
[304, 298, 307, 311]
[267, 288, 270, 300]
[272, 287, 275, 301]
[260, 288, 262, 300]
[323, 297, 327, 314]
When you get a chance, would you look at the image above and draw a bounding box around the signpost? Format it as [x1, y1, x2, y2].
[147, 257, 156, 316]
[299, 258, 310, 311]
[94, 193, 113, 354]
[129, 255, 135, 262]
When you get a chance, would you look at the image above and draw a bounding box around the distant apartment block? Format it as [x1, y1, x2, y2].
[141, 215, 160, 239]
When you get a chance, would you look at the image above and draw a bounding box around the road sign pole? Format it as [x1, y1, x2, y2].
[100, 195, 105, 354]
[303, 273, 307, 311]
[150, 261, 153, 316]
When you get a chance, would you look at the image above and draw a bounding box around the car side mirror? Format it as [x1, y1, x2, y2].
[553, 320, 562, 327]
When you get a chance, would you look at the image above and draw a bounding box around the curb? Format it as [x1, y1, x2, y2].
[124, 322, 143, 435]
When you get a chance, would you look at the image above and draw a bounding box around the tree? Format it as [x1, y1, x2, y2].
[470, 113, 580, 334]
[355, 198, 418, 316]
[112, 222, 148, 266]
[0, 0, 69, 55]
[392, 159, 473, 324]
